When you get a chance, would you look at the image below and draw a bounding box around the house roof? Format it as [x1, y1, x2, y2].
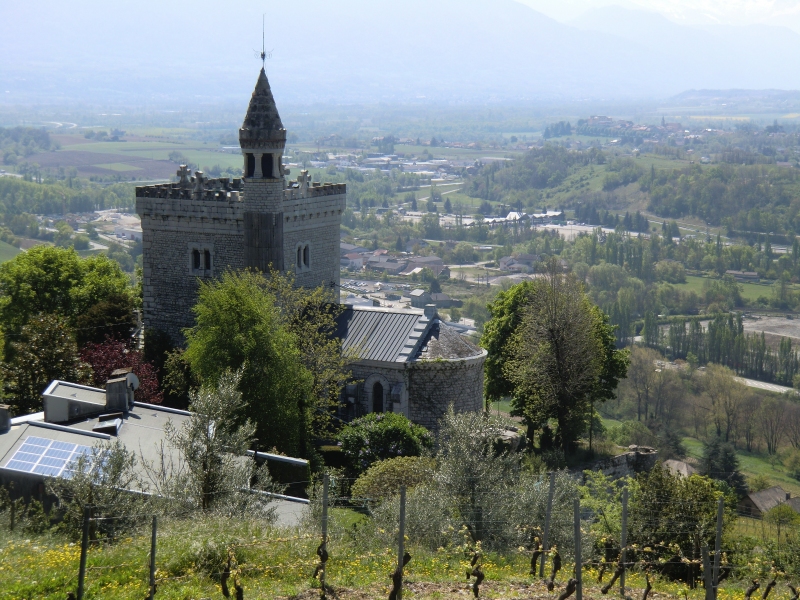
[746, 486, 788, 513]
[663, 459, 697, 478]
[418, 322, 483, 360]
[335, 305, 435, 363]
[0, 402, 192, 488]
[787, 497, 800, 513]
[409, 255, 443, 265]
[409, 289, 429, 297]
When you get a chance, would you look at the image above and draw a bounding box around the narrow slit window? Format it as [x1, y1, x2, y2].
[297, 246, 302, 269]
[303, 245, 310, 268]
[245, 153, 255, 178]
[204, 249, 211, 272]
[192, 249, 201, 270]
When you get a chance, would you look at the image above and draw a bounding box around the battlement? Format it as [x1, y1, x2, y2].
[136, 173, 244, 203]
[284, 180, 346, 199]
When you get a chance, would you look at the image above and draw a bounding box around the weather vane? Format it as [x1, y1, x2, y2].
[256, 14, 273, 69]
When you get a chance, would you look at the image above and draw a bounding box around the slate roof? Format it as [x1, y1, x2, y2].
[335, 306, 433, 363]
[239, 68, 286, 147]
[418, 322, 483, 360]
[746, 486, 789, 514]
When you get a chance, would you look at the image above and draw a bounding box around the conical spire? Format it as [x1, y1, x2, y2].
[239, 68, 286, 149]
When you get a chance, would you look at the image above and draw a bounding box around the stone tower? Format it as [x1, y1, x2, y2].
[135, 68, 346, 344]
[240, 68, 286, 272]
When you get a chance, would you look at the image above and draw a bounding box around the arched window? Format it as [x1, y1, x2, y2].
[204, 249, 211, 273]
[372, 381, 384, 413]
[297, 246, 302, 269]
[303, 244, 310, 268]
[245, 153, 255, 178]
[192, 249, 201, 270]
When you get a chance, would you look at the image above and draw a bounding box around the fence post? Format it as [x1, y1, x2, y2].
[397, 486, 407, 600]
[77, 505, 91, 600]
[148, 515, 157, 600]
[702, 545, 713, 600]
[321, 473, 329, 592]
[713, 497, 723, 598]
[574, 498, 582, 600]
[540, 471, 556, 577]
[620, 488, 628, 598]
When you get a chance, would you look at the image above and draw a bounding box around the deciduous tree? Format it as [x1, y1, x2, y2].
[2, 314, 91, 415]
[182, 271, 313, 458]
[499, 258, 628, 452]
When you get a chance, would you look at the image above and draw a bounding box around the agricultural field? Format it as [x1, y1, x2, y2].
[28, 133, 243, 180]
[671, 275, 780, 303]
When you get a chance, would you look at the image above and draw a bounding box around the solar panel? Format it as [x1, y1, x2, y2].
[3, 436, 93, 478]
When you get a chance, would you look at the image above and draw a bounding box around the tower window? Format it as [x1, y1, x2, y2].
[295, 242, 311, 273]
[261, 153, 274, 178]
[246, 153, 255, 178]
[190, 244, 213, 277]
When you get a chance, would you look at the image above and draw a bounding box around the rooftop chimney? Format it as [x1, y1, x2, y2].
[105, 373, 139, 412]
[424, 304, 437, 319]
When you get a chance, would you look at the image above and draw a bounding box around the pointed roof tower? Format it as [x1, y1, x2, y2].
[239, 68, 286, 150]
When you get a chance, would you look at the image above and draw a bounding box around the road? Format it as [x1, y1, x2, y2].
[738, 378, 795, 394]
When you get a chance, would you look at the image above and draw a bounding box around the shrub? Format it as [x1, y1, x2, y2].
[784, 449, 800, 481]
[606, 420, 657, 447]
[351, 456, 436, 502]
[336, 413, 433, 476]
[370, 410, 582, 553]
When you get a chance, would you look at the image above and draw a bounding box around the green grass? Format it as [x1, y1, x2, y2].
[670, 274, 784, 303]
[682, 436, 800, 497]
[0, 511, 729, 600]
[0, 240, 21, 263]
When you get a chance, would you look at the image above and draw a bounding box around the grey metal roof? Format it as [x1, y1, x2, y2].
[335, 306, 433, 363]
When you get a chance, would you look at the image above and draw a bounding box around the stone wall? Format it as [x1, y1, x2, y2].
[137, 195, 246, 343]
[589, 446, 659, 480]
[407, 352, 487, 431]
[283, 187, 346, 289]
[345, 350, 487, 432]
[136, 179, 345, 345]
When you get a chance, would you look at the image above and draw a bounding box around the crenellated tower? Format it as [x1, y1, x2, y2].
[136, 68, 346, 344]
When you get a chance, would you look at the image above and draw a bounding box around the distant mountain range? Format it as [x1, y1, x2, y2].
[2, 0, 800, 106]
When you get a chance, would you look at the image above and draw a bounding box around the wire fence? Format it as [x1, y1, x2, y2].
[7, 474, 800, 599]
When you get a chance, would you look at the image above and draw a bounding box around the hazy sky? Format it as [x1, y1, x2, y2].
[520, 0, 800, 30]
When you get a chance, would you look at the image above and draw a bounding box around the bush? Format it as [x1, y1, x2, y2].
[784, 449, 800, 481]
[351, 456, 436, 502]
[606, 420, 657, 447]
[370, 410, 582, 552]
[337, 413, 433, 476]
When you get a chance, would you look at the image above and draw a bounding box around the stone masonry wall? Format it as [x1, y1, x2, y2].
[137, 196, 245, 343]
[137, 180, 345, 344]
[407, 352, 487, 431]
[283, 190, 345, 289]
